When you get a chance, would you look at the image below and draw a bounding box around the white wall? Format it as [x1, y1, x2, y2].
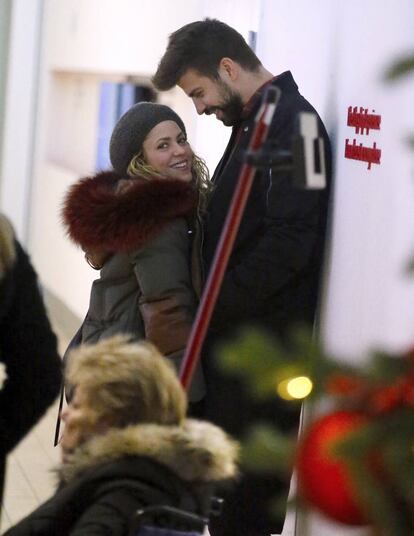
[322, 1, 414, 359]
[259, 0, 414, 359]
[257, 0, 338, 126]
[258, 1, 414, 535]
[46, 0, 201, 75]
[0, 0, 43, 243]
[0, 0, 12, 183]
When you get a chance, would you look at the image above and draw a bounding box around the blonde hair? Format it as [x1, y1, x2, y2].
[0, 214, 16, 277]
[66, 335, 186, 429]
[127, 151, 213, 214]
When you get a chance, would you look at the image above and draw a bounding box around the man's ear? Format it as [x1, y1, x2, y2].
[218, 57, 239, 82]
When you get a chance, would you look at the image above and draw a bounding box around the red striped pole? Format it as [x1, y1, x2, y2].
[180, 87, 280, 391]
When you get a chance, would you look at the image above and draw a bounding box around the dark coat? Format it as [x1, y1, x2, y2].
[3, 420, 238, 536]
[0, 215, 62, 503]
[200, 72, 332, 535]
[62, 172, 204, 400]
[204, 71, 331, 337]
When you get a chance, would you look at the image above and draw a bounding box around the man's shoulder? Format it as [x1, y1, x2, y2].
[269, 73, 325, 129]
[271, 71, 298, 92]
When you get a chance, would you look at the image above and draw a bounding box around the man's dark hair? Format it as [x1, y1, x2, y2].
[152, 18, 261, 90]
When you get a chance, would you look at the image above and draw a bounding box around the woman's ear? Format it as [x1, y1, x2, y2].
[218, 57, 239, 82]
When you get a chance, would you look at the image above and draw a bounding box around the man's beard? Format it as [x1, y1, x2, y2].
[205, 81, 244, 126]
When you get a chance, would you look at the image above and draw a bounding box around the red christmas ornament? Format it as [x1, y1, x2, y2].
[368, 382, 404, 415]
[367, 375, 414, 415]
[324, 373, 366, 397]
[296, 410, 370, 526]
[404, 345, 414, 364]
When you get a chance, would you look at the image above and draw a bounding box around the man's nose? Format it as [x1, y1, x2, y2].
[193, 99, 206, 115]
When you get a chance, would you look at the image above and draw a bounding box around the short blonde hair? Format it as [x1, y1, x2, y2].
[66, 335, 186, 428]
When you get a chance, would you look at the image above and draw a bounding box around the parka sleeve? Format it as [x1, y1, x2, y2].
[129, 218, 197, 357]
[69, 485, 146, 536]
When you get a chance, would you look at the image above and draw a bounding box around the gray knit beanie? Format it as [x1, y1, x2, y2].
[109, 102, 186, 175]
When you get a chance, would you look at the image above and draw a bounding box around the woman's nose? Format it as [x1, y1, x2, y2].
[173, 143, 186, 155]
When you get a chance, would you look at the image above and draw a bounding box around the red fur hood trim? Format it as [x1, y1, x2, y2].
[62, 170, 197, 251]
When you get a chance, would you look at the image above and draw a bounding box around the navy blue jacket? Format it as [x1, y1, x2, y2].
[203, 71, 331, 337]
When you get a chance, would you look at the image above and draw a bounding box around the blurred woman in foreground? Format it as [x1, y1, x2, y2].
[4, 335, 238, 535]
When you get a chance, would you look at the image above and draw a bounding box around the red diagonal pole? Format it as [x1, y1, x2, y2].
[180, 86, 280, 391]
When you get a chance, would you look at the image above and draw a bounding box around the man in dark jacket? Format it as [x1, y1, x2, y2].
[0, 214, 62, 510]
[153, 18, 332, 536]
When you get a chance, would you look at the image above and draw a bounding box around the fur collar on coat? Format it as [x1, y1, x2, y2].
[0, 214, 16, 281]
[62, 170, 197, 252]
[59, 419, 239, 485]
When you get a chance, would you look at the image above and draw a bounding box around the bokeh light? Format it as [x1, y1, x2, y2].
[277, 375, 313, 400]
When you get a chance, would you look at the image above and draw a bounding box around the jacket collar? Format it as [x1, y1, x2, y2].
[62, 170, 197, 252]
[241, 71, 298, 121]
[59, 419, 239, 484]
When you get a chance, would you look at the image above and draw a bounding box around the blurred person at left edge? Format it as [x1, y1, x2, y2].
[0, 214, 61, 507]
